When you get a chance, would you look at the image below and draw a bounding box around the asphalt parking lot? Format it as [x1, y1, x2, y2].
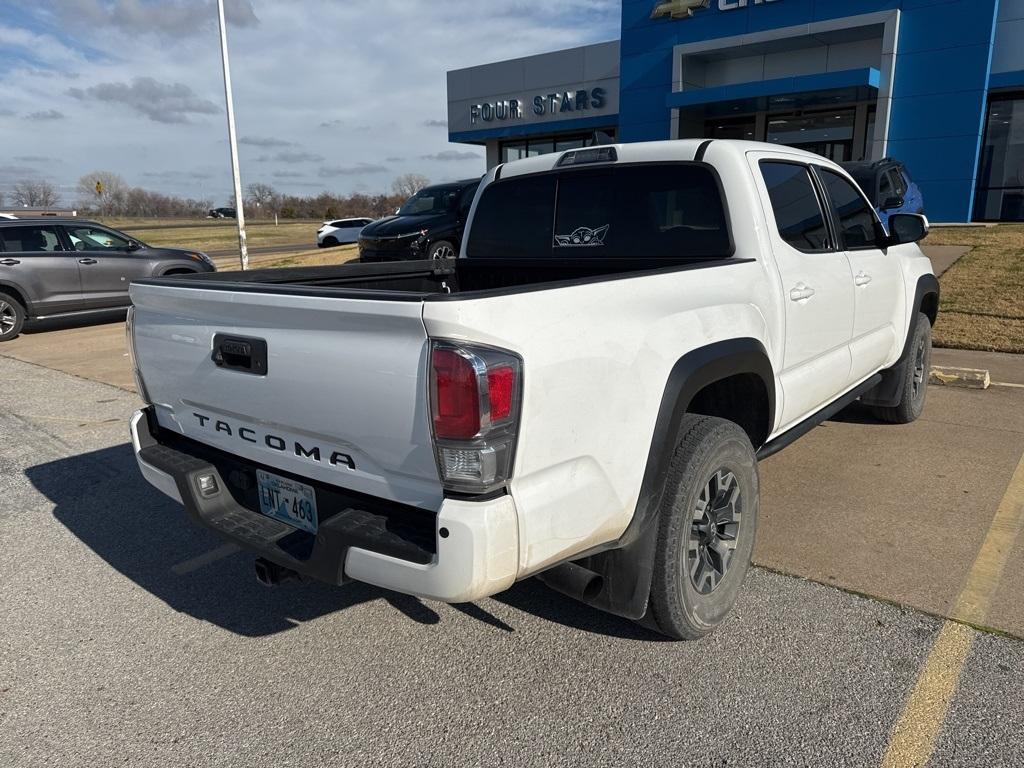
[2, 329, 1023, 767]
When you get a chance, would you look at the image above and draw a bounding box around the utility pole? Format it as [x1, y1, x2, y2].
[216, 0, 248, 270]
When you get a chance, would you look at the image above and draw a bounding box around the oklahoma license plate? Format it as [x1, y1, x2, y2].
[256, 470, 318, 534]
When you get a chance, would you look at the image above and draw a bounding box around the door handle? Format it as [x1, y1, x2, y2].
[78, 258, 98, 265]
[0, 259, 20, 266]
[790, 283, 816, 302]
[855, 272, 873, 287]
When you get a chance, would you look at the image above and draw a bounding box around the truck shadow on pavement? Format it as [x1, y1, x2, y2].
[28, 443, 661, 641]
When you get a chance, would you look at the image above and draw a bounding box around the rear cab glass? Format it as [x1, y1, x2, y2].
[466, 164, 732, 260]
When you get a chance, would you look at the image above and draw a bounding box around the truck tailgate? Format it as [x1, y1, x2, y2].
[130, 282, 442, 508]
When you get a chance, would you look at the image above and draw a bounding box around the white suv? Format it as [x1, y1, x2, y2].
[317, 217, 373, 248]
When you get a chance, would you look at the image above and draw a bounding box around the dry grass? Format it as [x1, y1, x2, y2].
[926, 225, 1024, 353]
[125, 221, 317, 252]
[259, 245, 360, 269]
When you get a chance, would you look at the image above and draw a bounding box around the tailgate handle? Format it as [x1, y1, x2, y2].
[212, 334, 268, 375]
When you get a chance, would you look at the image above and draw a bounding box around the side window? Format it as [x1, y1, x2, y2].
[817, 168, 881, 250]
[759, 162, 831, 253]
[891, 169, 908, 198]
[0, 225, 64, 253]
[65, 226, 130, 251]
[465, 175, 556, 258]
[878, 171, 893, 200]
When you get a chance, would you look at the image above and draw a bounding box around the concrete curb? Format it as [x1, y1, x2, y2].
[929, 366, 991, 389]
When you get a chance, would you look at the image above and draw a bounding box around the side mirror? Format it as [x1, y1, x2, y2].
[882, 196, 905, 211]
[887, 213, 929, 246]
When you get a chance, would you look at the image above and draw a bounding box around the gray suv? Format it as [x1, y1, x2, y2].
[0, 218, 216, 341]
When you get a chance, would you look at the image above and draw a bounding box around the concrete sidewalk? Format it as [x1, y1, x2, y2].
[922, 244, 970, 277]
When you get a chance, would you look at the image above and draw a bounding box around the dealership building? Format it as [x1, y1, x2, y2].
[447, 0, 1024, 222]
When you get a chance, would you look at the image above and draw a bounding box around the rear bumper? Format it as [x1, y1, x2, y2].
[130, 409, 519, 602]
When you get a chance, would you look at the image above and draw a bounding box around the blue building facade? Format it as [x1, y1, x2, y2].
[448, 0, 1024, 222]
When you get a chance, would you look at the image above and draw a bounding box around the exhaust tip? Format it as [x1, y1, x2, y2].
[254, 557, 299, 587]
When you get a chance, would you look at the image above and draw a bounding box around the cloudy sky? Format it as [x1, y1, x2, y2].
[0, 0, 620, 206]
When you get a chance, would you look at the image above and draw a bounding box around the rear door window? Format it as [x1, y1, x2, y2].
[467, 164, 731, 259]
[759, 162, 831, 253]
[0, 225, 64, 252]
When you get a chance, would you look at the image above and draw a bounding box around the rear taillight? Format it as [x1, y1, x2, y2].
[429, 341, 522, 494]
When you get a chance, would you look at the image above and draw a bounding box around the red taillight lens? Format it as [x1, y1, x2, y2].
[431, 348, 480, 439]
[487, 365, 514, 422]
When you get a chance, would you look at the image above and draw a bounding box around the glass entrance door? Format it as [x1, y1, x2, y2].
[766, 109, 856, 162]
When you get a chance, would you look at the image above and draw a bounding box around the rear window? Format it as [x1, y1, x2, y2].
[466, 164, 731, 260]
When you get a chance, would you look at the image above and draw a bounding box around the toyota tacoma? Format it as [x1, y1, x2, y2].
[128, 140, 937, 639]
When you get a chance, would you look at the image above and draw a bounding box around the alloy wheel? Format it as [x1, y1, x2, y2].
[0, 301, 15, 335]
[432, 244, 456, 260]
[911, 337, 927, 401]
[687, 469, 742, 595]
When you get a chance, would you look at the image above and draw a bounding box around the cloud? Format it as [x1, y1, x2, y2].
[25, 110, 67, 121]
[319, 119, 343, 129]
[0, 108, 14, 117]
[239, 136, 294, 148]
[257, 151, 324, 163]
[422, 119, 448, 128]
[141, 169, 216, 181]
[67, 77, 219, 123]
[52, 0, 258, 37]
[319, 164, 389, 178]
[421, 150, 483, 162]
[14, 155, 52, 162]
[385, 157, 405, 163]
[271, 171, 306, 179]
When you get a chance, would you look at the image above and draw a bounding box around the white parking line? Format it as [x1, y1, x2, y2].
[171, 543, 242, 575]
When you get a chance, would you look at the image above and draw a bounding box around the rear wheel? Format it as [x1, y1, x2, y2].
[0, 292, 26, 342]
[427, 240, 456, 260]
[645, 415, 759, 640]
[871, 312, 931, 424]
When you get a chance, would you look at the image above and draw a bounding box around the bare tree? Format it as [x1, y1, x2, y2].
[392, 173, 430, 199]
[76, 171, 129, 214]
[11, 179, 59, 207]
[245, 182, 280, 216]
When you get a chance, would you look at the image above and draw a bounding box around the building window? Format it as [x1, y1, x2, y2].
[766, 109, 857, 163]
[705, 116, 757, 141]
[864, 105, 877, 158]
[975, 95, 1024, 222]
[499, 131, 615, 163]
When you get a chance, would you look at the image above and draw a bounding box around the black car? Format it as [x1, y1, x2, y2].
[208, 207, 237, 219]
[358, 179, 481, 262]
[0, 218, 216, 341]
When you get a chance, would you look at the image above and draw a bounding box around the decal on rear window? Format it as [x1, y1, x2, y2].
[554, 225, 609, 248]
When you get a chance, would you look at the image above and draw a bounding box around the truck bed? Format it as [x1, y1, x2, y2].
[136, 256, 734, 301]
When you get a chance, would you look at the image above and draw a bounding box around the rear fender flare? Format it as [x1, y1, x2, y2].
[545, 338, 775, 620]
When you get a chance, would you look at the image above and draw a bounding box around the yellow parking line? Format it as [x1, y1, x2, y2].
[882, 452, 1024, 768]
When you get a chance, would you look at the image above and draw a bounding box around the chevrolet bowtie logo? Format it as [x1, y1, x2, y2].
[651, 0, 711, 19]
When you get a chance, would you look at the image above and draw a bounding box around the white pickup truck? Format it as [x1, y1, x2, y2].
[128, 140, 938, 639]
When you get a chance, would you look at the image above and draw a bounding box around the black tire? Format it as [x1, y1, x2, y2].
[427, 240, 456, 260]
[0, 291, 26, 342]
[323, 236, 339, 248]
[646, 415, 759, 640]
[871, 312, 932, 424]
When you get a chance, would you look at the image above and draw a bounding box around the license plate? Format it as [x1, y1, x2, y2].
[256, 470, 318, 534]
